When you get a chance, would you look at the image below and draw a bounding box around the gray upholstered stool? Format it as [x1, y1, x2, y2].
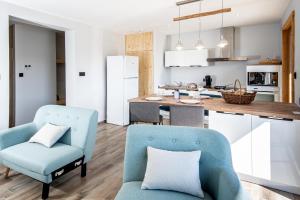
[130, 102, 163, 125]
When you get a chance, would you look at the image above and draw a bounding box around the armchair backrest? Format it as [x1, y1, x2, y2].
[123, 125, 232, 186]
[34, 105, 98, 162]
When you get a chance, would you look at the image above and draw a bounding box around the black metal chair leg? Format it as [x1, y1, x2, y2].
[42, 183, 50, 199]
[81, 163, 87, 177]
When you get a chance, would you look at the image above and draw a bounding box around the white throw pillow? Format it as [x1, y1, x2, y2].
[29, 123, 69, 148]
[141, 146, 204, 198]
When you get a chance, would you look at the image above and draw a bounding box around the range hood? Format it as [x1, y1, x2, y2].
[207, 27, 248, 62]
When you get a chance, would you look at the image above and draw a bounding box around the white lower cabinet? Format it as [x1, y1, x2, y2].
[209, 111, 252, 175]
[252, 116, 300, 192]
[209, 110, 300, 194]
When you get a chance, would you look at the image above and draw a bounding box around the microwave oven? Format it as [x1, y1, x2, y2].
[247, 72, 278, 86]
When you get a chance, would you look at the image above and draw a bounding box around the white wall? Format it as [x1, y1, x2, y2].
[153, 31, 170, 92]
[0, 1, 121, 129]
[14, 23, 56, 125]
[155, 22, 282, 87]
[282, 0, 300, 105]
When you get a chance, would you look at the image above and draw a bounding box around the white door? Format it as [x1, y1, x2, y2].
[209, 111, 252, 175]
[123, 78, 139, 125]
[124, 56, 139, 78]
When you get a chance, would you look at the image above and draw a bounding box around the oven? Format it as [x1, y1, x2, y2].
[246, 65, 282, 102]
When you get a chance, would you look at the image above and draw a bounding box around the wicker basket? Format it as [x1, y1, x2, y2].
[221, 80, 257, 105]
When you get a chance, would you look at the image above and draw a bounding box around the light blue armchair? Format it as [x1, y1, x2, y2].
[115, 125, 249, 200]
[0, 105, 98, 199]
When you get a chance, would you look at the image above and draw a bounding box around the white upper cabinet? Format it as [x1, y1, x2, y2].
[165, 51, 185, 67]
[165, 49, 209, 67]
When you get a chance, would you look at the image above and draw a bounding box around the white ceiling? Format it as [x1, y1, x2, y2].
[4, 0, 290, 34]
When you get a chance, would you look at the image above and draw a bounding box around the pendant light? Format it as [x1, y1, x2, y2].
[195, 0, 205, 50]
[176, 5, 184, 51]
[217, 0, 228, 48]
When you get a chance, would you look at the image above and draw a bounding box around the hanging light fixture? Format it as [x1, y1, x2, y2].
[217, 0, 228, 48]
[176, 5, 184, 51]
[195, 0, 205, 50]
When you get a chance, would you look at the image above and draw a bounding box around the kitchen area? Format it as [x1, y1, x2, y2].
[106, 14, 299, 197]
[127, 23, 300, 195]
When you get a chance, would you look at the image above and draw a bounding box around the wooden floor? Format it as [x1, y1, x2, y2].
[0, 123, 299, 200]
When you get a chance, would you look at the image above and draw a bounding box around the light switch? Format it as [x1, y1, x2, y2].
[79, 72, 86, 77]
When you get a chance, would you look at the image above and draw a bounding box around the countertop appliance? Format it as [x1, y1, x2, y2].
[246, 65, 282, 102]
[203, 75, 212, 88]
[107, 56, 139, 126]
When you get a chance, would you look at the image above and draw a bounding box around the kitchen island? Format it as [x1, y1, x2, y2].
[129, 95, 300, 195]
[129, 95, 300, 120]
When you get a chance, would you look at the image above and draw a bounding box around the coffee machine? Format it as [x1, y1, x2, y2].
[203, 75, 212, 88]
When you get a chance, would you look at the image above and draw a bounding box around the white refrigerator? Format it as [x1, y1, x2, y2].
[107, 56, 139, 126]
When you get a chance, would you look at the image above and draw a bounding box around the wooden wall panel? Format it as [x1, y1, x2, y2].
[125, 32, 153, 96]
[143, 32, 153, 51]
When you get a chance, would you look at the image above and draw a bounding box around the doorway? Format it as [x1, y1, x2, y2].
[282, 11, 295, 103]
[9, 18, 66, 127]
[56, 32, 66, 105]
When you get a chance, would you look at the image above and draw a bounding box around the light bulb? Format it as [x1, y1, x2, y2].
[217, 39, 228, 48]
[176, 40, 184, 51]
[217, 35, 228, 48]
[195, 40, 205, 50]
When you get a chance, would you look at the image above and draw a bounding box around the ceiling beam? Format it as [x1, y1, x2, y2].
[173, 8, 232, 21]
[176, 0, 201, 6]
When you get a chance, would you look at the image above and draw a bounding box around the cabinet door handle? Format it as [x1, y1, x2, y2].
[216, 111, 244, 116]
[259, 116, 293, 121]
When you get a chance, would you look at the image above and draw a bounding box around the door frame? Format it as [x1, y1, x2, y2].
[9, 25, 16, 128]
[282, 10, 295, 103]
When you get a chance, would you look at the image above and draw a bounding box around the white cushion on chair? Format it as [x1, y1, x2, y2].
[29, 123, 69, 148]
[141, 146, 204, 198]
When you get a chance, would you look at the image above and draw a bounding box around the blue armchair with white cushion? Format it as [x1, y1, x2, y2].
[0, 105, 98, 199]
[115, 125, 249, 200]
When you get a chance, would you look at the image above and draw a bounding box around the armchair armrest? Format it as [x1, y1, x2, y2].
[0, 123, 37, 150]
[204, 164, 250, 200]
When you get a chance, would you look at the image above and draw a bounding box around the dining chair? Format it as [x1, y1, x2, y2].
[170, 106, 204, 128]
[130, 102, 163, 125]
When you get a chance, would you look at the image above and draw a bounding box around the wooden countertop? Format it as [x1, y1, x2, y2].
[203, 98, 300, 120]
[129, 95, 204, 107]
[129, 96, 300, 120]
